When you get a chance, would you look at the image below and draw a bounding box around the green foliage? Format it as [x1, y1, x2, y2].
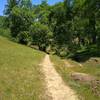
[2, 1, 100, 99]
[20, 0, 32, 9]
[30, 22, 52, 51]
[0, 28, 11, 38]
[33, 1, 50, 25]
[0, 16, 5, 28]
[0, 16, 11, 38]
[17, 31, 32, 45]
[41, 0, 48, 7]
[10, 6, 34, 37]
[4, 0, 100, 57]
[4, 0, 18, 15]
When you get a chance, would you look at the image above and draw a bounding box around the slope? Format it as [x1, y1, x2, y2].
[0, 36, 46, 100]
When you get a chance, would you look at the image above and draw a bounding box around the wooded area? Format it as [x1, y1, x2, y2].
[0, 0, 100, 61]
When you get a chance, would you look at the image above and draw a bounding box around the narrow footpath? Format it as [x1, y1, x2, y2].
[41, 54, 78, 100]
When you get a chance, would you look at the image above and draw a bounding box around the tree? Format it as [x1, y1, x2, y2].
[41, 0, 48, 7]
[17, 31, 32, 45]
[4, 0, 19, 27]
[19, 0, 32, 9]
[72, 0, 88, 47]
[10, 7, 34, 37]
[3, 0, 100, 57]
[33, 0, 50, 25]
[4, 0, 18, 15]
[30, 22, 51, 51]
[83, 0, 100, 44]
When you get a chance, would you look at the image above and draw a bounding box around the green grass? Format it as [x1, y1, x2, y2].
[50, 55, 100, 100]
[0, 36, 46, 100]
[69, 62, 100, 80]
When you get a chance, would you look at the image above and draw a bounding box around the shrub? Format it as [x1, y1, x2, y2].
[17, 31, 32, 45]
[30, 22, 52, 51]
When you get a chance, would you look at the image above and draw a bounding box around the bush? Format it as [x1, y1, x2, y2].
[0, 28, 11, 38]
[30, 22, 52, 51]
[17, 31, 32, 45]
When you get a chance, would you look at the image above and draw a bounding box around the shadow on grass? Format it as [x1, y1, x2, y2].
[69, 46, 100, 62]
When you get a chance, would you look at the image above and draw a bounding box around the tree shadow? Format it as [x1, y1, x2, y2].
[69, 48, 100, 62]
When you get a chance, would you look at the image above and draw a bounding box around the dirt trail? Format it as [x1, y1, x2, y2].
[41, 54, 78, 100]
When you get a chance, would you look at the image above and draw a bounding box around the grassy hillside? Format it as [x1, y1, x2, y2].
[0, 36, 46, 100]
[50, 55, 100, 100]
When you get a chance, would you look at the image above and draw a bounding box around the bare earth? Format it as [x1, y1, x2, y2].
[41, 54, 78, 100]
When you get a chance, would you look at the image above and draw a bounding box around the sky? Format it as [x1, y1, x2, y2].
[0, 0, 63, 16]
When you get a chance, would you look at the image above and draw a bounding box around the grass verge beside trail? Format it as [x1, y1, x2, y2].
[50, 55, 100, 100]
[0, 36, 46, 100]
